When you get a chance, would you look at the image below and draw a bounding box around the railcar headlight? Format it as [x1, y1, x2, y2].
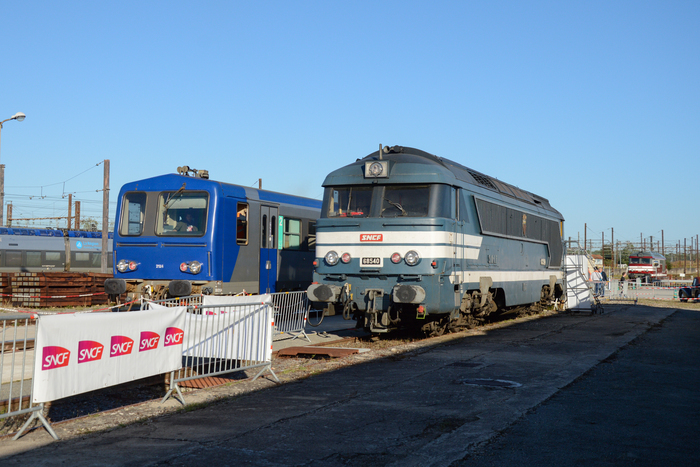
[179, 261, 202, 274]
[391, 252, 402, 264]
[405, 250, 420, 266]
[325, 250, 339, 266]
[189, 261, 202, 274]
[341, 253, 352, 264]
[117, 259, 137, 273]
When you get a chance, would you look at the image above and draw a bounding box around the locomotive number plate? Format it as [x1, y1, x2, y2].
[361, 257, 382, 268]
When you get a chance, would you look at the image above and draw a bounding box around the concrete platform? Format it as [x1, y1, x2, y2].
[272, 312, 366, 352]
[2, 304, 696, 465]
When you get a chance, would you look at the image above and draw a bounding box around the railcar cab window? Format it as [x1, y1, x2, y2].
[119, 192, 147, 236]
[322, 184, 452, 218]
[630, 257, 651, 264]
[156, 191, 208, 236]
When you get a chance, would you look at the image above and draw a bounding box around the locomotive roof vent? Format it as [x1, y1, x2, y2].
[177, 166, 209, 179]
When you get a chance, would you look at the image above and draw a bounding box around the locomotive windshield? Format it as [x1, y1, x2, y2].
[629, 257, 651, 264]
[323, 184, 451, 218]
[327, 186, 373, 218]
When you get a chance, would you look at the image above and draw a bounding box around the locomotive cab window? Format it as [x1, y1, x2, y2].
[119, 192, 147, 236]
[326, 186, 372, 218]
[156, 191, 208, 236]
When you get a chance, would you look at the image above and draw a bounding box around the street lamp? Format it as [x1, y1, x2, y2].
[0, 112, 27, 227]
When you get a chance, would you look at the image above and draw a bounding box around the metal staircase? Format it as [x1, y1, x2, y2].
[564, 240, 603, 314]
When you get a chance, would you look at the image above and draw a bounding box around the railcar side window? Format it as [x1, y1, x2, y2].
[282, 218, 302, 250]
[26, 251, 42, 268]
[120, 192, 147, 236]
[237, 203, 249, 245]
[327, 186, 372, 218]
[156, 191, 208, 236]
[6, 251, 21, 268]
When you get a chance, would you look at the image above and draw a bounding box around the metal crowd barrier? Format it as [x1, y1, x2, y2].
[152, 292, 312, 342]
[1, 313, 57, 440]
[145, 297, 280, 405]
[271, 291, 311, 342]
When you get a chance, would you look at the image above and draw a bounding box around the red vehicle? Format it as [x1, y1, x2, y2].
[627, 251, 667, 284]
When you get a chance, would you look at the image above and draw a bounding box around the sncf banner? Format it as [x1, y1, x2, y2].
[33, 306, 186, 403]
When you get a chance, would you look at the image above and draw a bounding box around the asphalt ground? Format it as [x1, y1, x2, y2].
[0, 304, 697, 466]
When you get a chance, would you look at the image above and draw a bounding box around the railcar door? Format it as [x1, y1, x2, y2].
[259, 205, 278, 293]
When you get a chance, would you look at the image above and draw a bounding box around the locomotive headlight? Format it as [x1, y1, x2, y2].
[341, 252, 352, 264]
[369, 162, 384, 176]
[325, 250, 339, 266]
[391, 252, 402, 264]
[405, 250, 420, 266]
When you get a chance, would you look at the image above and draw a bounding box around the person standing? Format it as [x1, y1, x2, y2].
[592, 267, 603, 296]
[600, 269, 608, 297]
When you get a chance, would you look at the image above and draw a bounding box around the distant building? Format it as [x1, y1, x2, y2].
[591, 254, 604, 268]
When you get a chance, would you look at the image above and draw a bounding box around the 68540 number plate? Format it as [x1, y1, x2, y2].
[361, 257, 382, 267]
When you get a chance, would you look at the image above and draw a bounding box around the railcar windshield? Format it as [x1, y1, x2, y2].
[629, 257, 651, 264]
[322, 184, 451, 219]
[156, 191, 208, 236]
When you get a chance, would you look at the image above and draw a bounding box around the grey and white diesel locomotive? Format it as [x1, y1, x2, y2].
[307, 146, 565, 335]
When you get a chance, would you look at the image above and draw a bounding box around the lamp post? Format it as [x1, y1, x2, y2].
[0, 112, 26, 227]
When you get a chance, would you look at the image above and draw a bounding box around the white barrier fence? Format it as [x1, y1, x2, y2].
[0, 313, 56, 440]
[151, 292, 312, 342]
[145, 294, 279, 404]
[271, 291, 311, 342]
[4, 292, 309, 439]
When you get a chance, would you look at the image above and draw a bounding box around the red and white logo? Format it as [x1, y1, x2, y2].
[164, 327, 184, 347]
[42, 346, 71, 370]
[110, 336, 134, 357]
[360, 234, 383, 242]
[78, 340, 104, 363]
[139, 331, 161, 352]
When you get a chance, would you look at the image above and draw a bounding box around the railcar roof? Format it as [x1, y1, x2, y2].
[323, 145, 561, 215]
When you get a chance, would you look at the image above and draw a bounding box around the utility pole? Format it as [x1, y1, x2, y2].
[101, 160, 110, 273]
[68, 194, 72, 230]
[584, 223, 587, 252]
[662, 230, 665, 257]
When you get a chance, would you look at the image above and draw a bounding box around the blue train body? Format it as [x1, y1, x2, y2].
[104, 167, 321, 300]
[307, 146, 565, 334]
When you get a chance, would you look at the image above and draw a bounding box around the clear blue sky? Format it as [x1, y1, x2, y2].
[1, 1, 698, 249]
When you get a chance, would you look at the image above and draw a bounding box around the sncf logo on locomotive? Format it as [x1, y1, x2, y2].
[139, 331, 161, 351]
[78, 340, 104, 363]
[42, 346, 71, 370]
[360, 234, 383, 242]
[110, 336, 135, 357]
[164, 327, 184, 346]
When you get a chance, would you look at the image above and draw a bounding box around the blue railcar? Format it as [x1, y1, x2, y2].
[307, 146, 565, 335]
[104, 166, 321, 301]
[0, 228, 113, 273]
